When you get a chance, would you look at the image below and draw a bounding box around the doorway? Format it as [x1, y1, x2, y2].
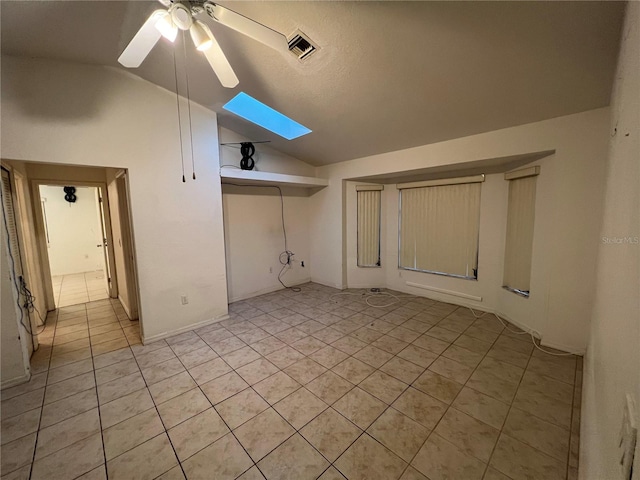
[39, 185, 110, 308]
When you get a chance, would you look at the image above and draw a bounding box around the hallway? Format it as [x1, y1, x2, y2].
[52, 270, 109, 308]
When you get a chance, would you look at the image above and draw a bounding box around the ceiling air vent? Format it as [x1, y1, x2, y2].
[287, 30, 318, 61]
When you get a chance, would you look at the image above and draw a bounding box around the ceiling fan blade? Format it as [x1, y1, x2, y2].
[118, 10, 165, 68]
[200, 24, 239, 88]
[203, 2, 288, 52]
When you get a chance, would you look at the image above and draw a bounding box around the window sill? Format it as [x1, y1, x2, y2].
[399, 267, 477, 281]
[503, 286, 530, 298]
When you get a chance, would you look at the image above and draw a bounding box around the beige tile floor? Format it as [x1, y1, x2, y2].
[52, 271, 110, 308]
[0, 283, 582, 480]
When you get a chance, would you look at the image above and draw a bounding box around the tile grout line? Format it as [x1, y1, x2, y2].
[126, 343, 188, 480]
[481, 340, 536, 480]
[195, 307, 373, 478]
[394, 307, 508, 479]
[26, 308, 57, 480]
[255, 289, 575, 479]
[566, 359, 579, 480]
[203, 299, 428, 479]
[163, 333, 258, 479]
[19, 286, 580, 480]
[84, 302, 110, 480]
[224, 296, 445, 479]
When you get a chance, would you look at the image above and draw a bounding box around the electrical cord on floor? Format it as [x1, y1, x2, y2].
[223, 183, 300, 292]
[19, 276, 48, 336]
[468, 307, 581, 357]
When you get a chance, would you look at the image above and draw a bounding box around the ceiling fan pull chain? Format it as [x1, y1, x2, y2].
[182, 30, 197, 181]
[172, 46, 186, 183]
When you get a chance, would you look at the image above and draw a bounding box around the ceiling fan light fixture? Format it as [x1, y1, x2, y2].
[155, 11, 178, 42]
[190, 21, 213, 51]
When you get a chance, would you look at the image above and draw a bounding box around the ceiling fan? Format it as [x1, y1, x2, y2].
[118, 0, 289, 88]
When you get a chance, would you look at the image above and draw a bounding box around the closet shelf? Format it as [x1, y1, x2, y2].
[220, 167, 328, 189]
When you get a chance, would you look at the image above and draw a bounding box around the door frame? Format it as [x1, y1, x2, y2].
[30, 179, 118, 310]
[1, 165, 38, 360]
[114, 170, 140, 320]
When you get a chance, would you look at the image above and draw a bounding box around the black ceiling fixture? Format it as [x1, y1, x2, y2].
[63, 186, 77, 203]
[220, 140, 271, 170]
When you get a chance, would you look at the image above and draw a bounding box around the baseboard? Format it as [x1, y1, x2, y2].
[346, 283, 386, 290]
[1, 371, 31, 390]
[141, 314, 230, 345]
[309, 278, 345, 290]
[538, 338, 585, 356]
[405, 281, 483, 302]
[228, 277, 312, 303]
[391, 283, 483, 310]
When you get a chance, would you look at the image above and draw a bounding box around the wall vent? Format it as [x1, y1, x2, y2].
[287, 30, 318, 61]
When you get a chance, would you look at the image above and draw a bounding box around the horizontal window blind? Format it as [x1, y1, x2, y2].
[399, 182, 481, 278]
[357, 188, 382, 267]
[503, 174, 537, 294]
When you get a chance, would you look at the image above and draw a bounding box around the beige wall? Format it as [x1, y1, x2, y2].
[313, 108, 610, 353]
[38, 185, 105, 276]
[582, 2, 640, 478]
[1, 56, 229, 342]
[219, 127, 314, 302]
[223, 186, 311, 302]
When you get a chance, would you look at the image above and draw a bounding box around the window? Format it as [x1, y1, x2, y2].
[503, 166, 539, 296]
[357, 185, 382, 267]
[223, 92, 312, 140]
[398, 176, 483, 279]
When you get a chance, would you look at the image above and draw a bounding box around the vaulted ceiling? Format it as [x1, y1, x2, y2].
[1, 1, 625, 165]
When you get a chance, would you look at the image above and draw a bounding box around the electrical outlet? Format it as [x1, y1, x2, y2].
[180, 295, 188, 305]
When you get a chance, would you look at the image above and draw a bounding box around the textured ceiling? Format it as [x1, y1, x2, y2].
[1, 1, 625, 165]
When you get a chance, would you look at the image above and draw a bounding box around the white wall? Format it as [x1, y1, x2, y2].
[1, 56, 229, 342]
[219, 127, 314, 302]
[312, 108, 610, 353]
[223, 186, 311, 302]
[40, 185, 105, 276]
[581, 3, 640, 479]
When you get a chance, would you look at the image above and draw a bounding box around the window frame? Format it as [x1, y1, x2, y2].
[502, 166, 540, 297]
[396, 175, 484, 280]
[356, 185, 383, 268]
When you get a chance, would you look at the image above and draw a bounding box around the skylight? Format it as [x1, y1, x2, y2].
[223, 92, 312, 140]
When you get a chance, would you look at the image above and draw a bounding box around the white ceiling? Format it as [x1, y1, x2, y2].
[1, 1, 625, 166]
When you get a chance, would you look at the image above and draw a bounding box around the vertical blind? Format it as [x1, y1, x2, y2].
[399, 181, 481, 278]
[356, 186, 382, 267]
[503, 174, 537, 294]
